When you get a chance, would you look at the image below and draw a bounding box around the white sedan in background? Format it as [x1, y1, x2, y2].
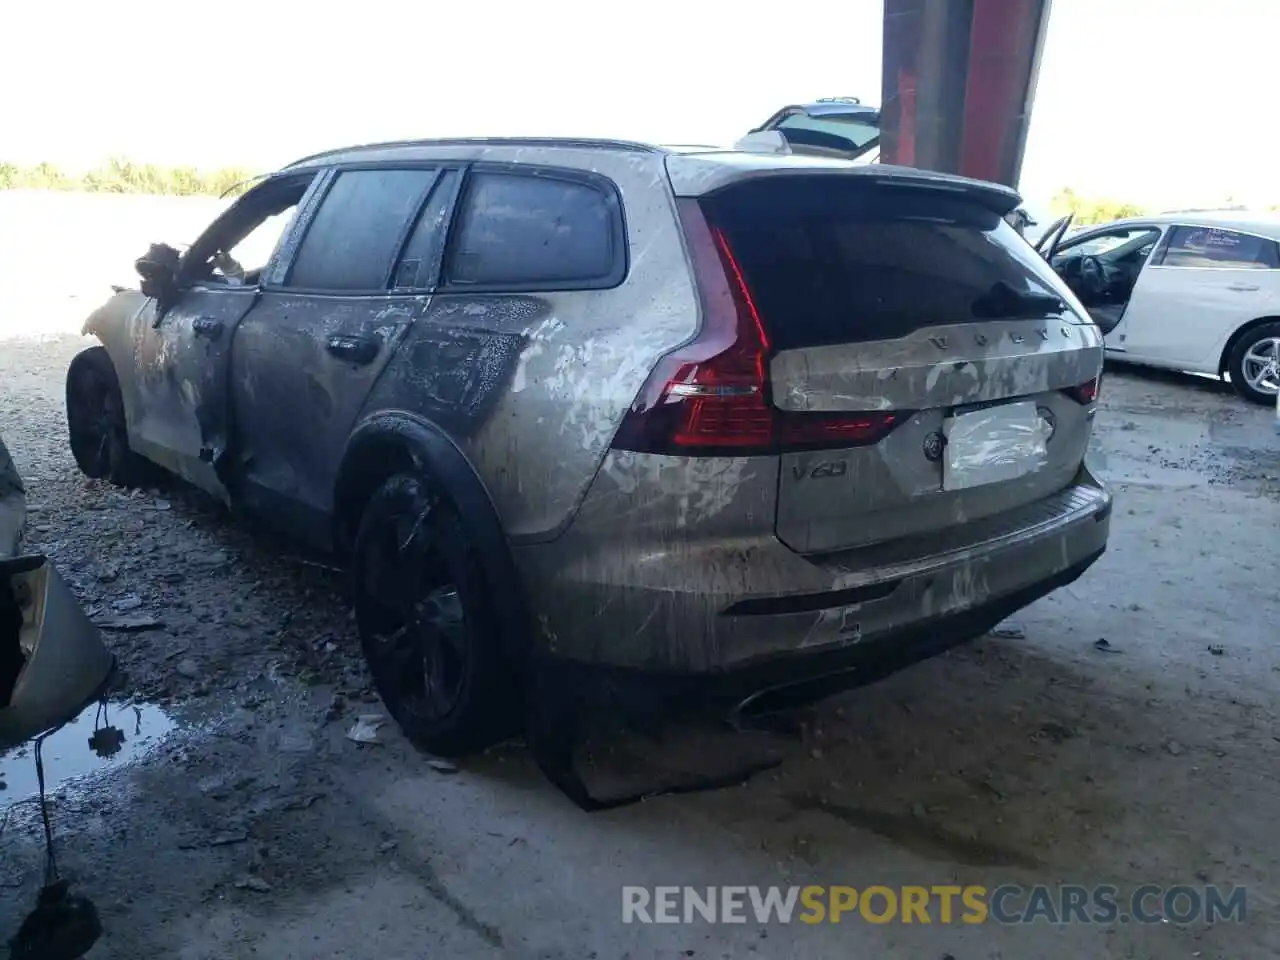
[739, 100, 1280, 405]
[1039, 212, 1280, 405]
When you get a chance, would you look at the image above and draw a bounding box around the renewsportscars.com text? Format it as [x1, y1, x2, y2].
[622, 884, 1246, 925]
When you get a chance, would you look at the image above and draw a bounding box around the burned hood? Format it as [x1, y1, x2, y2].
[0, 432, 24, 558]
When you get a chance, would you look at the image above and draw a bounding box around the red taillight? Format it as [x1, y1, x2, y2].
[609, 200, 904, 457]
[1064, 376, 1101, 404]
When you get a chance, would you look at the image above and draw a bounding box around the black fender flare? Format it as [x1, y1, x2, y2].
[333, 410, 532, 664]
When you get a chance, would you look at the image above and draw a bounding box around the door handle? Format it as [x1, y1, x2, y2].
[1228, 283, 1260, 292]
[192, 317, 224, 338]
[326, 334, 379, 365]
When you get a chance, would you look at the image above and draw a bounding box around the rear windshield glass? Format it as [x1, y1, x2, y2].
[702, 178, 1070, 349]
[777, 114, 880, 157]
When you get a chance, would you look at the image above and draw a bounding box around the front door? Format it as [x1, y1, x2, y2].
[229, 166, 459, 548]
[128, 172, 321, 500]
[1048, 224, 1165, 346]
[131, 287, 258, 500]
[1122, 224, 1280, 368]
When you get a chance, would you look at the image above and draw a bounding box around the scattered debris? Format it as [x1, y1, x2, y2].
[111, 594, 143, 613]
[95, 566, 119, 583]
[283, 793, 325, 811]
[175, 659, 200, 680]
[976, 779, 1005, 801]
[1092, 638, 1120, 653]
[378, 840, 398, 853]
[234, 877, 272, 893]
[346, 715, 386, 745]
[1038, 721, 1075, 744]
[1166, 741, 1185, 756]
[1207, 644, 1225, 656]
[425, 756, 458, 774]
[93, 615, 164, 632]
[177, 829, 249, 850]
[990, 621, 1026, 640]
[188, 549, 230, 568]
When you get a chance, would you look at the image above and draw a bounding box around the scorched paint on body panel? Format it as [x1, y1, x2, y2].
[67, 139, 1111, 800]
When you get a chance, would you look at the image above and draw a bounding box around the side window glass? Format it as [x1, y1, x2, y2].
[212, 207, 301, 285]
[188, 176, 315, 287]
[1055, 228, 1161, 268]
[1162, 226, 1280, 270]
[391, 171, 458, 290]
[1072, 231, 1135, 256]
[287, 169, 438, 291]
[443, 171, 624, 289]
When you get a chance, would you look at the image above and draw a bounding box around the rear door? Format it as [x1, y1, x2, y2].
[699, 174, 1103, 555]
[229, 165, 461, 545]
[1122, 224, 1280, 368]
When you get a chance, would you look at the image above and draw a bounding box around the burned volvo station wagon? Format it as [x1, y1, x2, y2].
[68, 138, 1112, 760]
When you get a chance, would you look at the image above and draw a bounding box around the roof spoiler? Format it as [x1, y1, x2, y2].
[868, 165, 1023, 217]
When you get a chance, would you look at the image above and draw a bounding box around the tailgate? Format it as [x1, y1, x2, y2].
[699, 175, 1103, 554]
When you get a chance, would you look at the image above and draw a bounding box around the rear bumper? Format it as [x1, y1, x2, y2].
[536, 548, 1103, 717]
[517, 467, 1112, 674]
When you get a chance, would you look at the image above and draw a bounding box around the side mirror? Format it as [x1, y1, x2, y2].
[135, 243, 182, 301]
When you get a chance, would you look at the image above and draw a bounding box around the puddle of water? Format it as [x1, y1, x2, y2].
[0, 700, 175, 799]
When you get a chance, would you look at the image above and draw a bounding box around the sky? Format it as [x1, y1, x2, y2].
[1, 0, 1274, 211]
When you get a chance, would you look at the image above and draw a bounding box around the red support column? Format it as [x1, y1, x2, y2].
[881, 0, 1053, 188]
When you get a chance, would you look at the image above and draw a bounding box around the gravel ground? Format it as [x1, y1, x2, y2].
[1, 327, 1279, 960]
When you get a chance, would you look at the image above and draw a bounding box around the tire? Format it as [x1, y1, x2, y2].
[1227, 321, 1280, 405]
[351, 473, 517, 757]
[65, 346, 153, 486]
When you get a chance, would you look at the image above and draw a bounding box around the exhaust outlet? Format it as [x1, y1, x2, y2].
[730, 666, 863, 726]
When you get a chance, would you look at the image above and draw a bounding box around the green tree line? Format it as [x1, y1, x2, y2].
[0, 158, 260, 197]
[1049, 188, 1146, 225]
[1051, 187, 1280, 224]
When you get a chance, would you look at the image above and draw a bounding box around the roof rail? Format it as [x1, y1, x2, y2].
[283, 136, 665, 169]
[815, 96, 862, 104]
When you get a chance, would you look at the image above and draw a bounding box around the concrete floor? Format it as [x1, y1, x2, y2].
[1, 327, 1278, 959]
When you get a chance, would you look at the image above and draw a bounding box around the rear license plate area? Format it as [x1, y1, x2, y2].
[942, 400, 1049, 491]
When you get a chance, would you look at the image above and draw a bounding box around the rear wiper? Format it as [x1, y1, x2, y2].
[971, 281, 1065, 320]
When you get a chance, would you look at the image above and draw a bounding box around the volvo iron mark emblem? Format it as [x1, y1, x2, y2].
[923, 431, 946, 462]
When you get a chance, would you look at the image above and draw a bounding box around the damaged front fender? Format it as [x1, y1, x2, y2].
[81, 288, 154, 433]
